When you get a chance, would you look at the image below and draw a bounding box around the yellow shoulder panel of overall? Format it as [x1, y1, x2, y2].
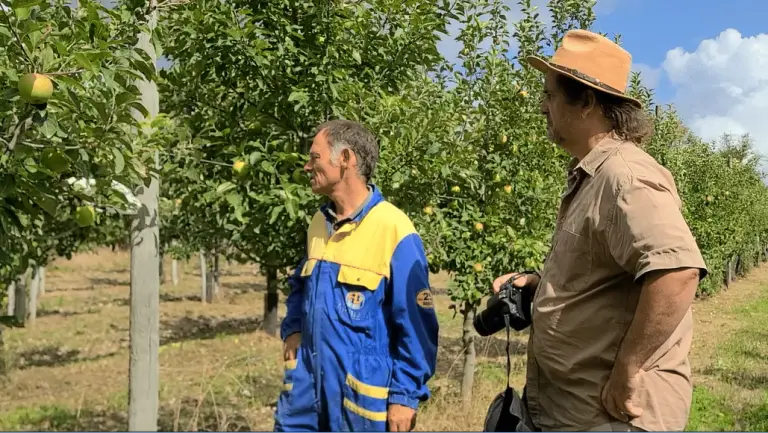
[300, 201, 417, 291]
[301, 210, 328, 277]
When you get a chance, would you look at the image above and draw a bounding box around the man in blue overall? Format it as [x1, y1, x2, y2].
[274, 119, 440, 432]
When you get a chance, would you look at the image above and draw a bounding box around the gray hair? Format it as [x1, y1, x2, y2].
[314, 119, 379, 182]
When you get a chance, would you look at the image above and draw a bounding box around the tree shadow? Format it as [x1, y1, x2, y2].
[15, 345, 117, 370]
[160, 315, 265, 346]
[224, 281, 267, 294]
[700, 365, 768, 391]
[4, 399, 255, 432]
[88, 277, 130, 287]
[435, 335, 527, 379]
[36, 307, 100, 318]
[112, 293, 203, 307]
[45, 285, 99, 293]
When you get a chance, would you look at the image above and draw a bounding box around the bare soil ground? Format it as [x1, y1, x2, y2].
[0, 248, 765, 431]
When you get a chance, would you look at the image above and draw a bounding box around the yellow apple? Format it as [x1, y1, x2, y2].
[233, 159, 248, 176]
[75, 205, 95, 227]
[503, 185, 512, 194]
[500, 134, 508, 145]
[423, 206, 433, 215]
[474, 222, 484, 232]
[451, 185, 461, 193]
[18, 72, 53, 104]
[473, 263, 483, 273]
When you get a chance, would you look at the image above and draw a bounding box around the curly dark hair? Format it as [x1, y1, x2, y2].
[556, 74, 653, 145]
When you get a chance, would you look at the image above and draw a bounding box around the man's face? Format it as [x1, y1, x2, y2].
[304, 129, 342, 195]
[540, 71, 583, 148]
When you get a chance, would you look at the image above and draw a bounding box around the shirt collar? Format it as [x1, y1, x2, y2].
[321, 184, 379, 234]
[570, 135, 625, 177]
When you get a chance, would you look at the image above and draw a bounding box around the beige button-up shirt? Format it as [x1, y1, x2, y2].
[526, 137, 708, 431]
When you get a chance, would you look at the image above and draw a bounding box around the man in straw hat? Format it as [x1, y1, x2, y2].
[491, 29, 708, 431]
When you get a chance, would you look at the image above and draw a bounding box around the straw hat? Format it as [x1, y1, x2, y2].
[526, 29, 642, 108]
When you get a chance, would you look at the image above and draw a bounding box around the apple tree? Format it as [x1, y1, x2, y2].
[156, 0, 458, 335]
[0, 0, 156, 321]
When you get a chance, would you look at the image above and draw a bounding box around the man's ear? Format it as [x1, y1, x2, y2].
[582, 90, 598, 117]
[341, 148, 355, 168]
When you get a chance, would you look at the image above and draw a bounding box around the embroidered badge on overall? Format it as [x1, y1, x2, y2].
[346, 291, 366, 310]
[415, 289, 434, 309]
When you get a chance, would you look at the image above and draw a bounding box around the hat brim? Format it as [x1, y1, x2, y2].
[525, 55, 643, 109]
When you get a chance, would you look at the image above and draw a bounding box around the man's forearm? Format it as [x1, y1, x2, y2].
[615, 268, 700, 373]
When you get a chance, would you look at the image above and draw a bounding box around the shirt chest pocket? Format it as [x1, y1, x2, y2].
[547, 220, 593, 292]
[333, 265, 385, 331]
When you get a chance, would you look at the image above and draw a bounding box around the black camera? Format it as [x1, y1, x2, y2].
[473, 275, 533, 336]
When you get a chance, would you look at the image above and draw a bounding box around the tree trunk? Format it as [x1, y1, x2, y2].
[199, 250, 211, 303]
[171, 259, 179, 287]
[205, 252, 215, 303]
[14, 271, 28, 325]
[213, 253, 220, 295]
[264, 267, 279, 337]
[27, 267, 41, 327]
[128, 1, 160, 429]
[6, 282, 15, 316]
[38, 266, 45, 297]
[159, 251, 165, 283]
[0, 325, 6, 377]
[460, 302, 476, 407]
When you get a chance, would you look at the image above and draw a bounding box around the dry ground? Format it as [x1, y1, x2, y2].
[0, 248, 765, 431]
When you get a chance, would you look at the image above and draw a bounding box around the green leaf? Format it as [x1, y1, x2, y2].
[112, 148, 125, 174]
[216, 181, 236, 195]
[13, 7, 31, 20]
[260, 161, 273, 173]
[269, 205, 284, 224]
[127, 101, 149, 119]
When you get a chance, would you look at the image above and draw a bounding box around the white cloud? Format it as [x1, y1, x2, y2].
[662, 29, 768, 159]
[632, 63, 661, 89]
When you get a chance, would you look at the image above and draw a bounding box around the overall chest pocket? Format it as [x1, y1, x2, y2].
[333, 265, 385, 331]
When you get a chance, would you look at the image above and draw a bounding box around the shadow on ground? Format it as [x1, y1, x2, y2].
[435, 335, 527, 379]
[88, 278, 130, 287]
[160, 316, 264, 346]
[700, 365, 768, 391]
[15, 345, 116, 370]
[224, 282, 267, 294]
[37, 308, 100, 318]
[0, 398, 256, 431]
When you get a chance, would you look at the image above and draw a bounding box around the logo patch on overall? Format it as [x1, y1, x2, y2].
[415, 289, 434, 309]
[346, 291, 366, 310]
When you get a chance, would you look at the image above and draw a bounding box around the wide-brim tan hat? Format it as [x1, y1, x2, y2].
[525, 29, 642, 108]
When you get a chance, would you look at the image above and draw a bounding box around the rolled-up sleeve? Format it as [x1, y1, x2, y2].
[607, 175, 708, 283]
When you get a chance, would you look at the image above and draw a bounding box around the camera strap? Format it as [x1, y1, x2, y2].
[504, 314, 512, 388]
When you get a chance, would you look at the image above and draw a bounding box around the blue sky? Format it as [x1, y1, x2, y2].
[592, 0, 768, 105]
[436, 0, 768, 159]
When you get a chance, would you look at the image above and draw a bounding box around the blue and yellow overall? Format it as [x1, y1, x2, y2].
[274, 185, 439, 432]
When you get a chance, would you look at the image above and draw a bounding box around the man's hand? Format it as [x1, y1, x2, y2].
[601, 365, 644, 422]
[492, 272, 540, 295]
[283, 332, 301, 361]
[387, 404, 416, 432]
